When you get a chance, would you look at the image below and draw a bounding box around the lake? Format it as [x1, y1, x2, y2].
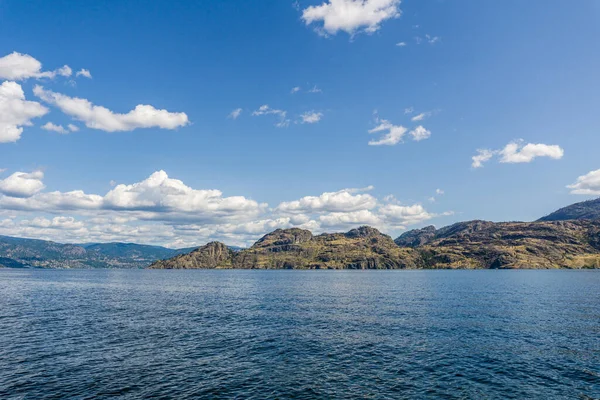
[0, 269, 598, 399]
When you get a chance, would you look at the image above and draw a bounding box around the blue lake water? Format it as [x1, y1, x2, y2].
[0, 269, 599, 399]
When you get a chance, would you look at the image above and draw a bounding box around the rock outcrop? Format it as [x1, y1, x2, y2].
[148, 242, 233, 269]
[149, 227, 423, 270]
[538, 198, 600, 222]
[398, 220, 600, 269]
[149, 220, 600, 270]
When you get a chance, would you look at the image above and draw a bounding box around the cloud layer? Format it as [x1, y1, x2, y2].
[0, 169, 448, 247]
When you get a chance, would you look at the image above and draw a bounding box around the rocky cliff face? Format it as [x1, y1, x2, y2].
[538, 198, 600, 222]
[149, 227, 423, 270]
[398, 220, 600, 269]
[148, 242, 233, 269]
[149, 219, 600, 270]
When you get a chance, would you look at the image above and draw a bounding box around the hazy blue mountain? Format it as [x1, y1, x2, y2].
[0, 236, 199, 269]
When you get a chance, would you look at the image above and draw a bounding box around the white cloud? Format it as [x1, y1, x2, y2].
[409, 125, 431, 141]
[308, 85, 322, 93]
[76, 69, 92, 79]
[41, 122, 68, 134]
[379, 203, 434, 227]
[300, 111, 323, 124]
[404, 107, 414, 114]
[425, 34, 440, 44]
[0, 171, 45, 198]
[319, 209, 382, 228]
[368, 118, 407, 146]
[291, 86, 301, 94]
[428, 188, 444, 202]
[22, 216, 84, 230]
[0, 81, 48, 143]
[252, 104, 289, 128]
[67, 124, 79, 132]
[252, 104, 286, 117]
[228, 108, 242, 119]
[499, 141, 564, 163]
[472, 141, 564, 168]
[0, 170, 450, 247]
[369, 118, 428, 145]
[102, 171, 266, 220]
[277, 187, 377, 214]
[0, 52, 72, 80]
[411, 112, 431, 122]
[471, 149, 494, 168]
[33, 85, 189, 132]
[396, 42, 407, 47]
[302, 0, 401, 36]
[567, 169, 600, 195]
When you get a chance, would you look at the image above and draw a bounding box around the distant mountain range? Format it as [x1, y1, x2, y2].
[2, 198, 600, 269]
[0, 237, 198, 269]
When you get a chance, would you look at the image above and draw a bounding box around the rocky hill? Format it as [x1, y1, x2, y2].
[538, 198, 600, 221]
[149, 226, 422, 270]
[395, 220, 600, 269]
[149, 197, 600, 270]
[4, 198, 600, 270]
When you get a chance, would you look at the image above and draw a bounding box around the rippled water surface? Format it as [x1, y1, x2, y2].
[0, 270, 599, 399]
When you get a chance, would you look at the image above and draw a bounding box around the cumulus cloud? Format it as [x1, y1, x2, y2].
[0, 81, 48, 143]
[302, 0, 401, 36]
[472, 141, 564, 168]
[319, 209, 381, 228]
[76, 69, 92, 79]
[67, 124, 79, 132]
[0, 171, 45, 198]
[277, 187, 377, 214]
[300, 111, 323, 124]
[378, 203, 434, 227]
[0, 170, 267, 223]
[368, 119, 407, 146]
[33, 85, 189, 132]
[409, 125, 431, 141]
[396, 42, 407, 47]
[368, 117, 430, 146]
[291, 86, 301, 94]
[41, 122, 68, 134]
[0, 52, 72, 80]
[103, 170, 265, 218]
[499, 142, 564, 164]
[471, 149, 494, 168]
[567, 169, 600, 195]
[228, 108, 242, 119]
[0, 170, 450, 247]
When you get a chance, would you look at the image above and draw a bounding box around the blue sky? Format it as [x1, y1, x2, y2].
[0, 0, 599, 247]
